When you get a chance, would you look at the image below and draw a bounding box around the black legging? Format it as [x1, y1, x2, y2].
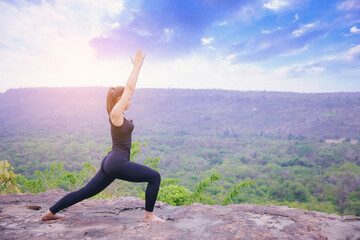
[49, 150, 161, 214]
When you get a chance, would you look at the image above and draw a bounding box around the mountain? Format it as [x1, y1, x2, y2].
[1, 87, 360, 139]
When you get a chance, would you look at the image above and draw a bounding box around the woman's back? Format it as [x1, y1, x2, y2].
[109, 116, 134, 153]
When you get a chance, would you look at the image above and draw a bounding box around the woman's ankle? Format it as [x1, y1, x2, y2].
[144, 210, 154, 216]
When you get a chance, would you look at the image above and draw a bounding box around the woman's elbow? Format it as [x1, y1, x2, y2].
[125, 85, 135, 93]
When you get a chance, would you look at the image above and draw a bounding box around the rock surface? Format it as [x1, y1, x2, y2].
[0, 189, 359, 240]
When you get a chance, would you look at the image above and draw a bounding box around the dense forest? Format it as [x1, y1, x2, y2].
[1, 87, 360, 138]
[0, 87, 359, 216]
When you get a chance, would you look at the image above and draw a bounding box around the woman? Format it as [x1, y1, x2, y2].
[41, 50, 165, 222]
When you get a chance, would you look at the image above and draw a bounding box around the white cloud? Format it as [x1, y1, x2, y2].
[140, 54, 295, 92]
[280, 45, 309, 56]
[293, 13, 299, 22]
[276, 44, 360, 80]
[236, 5, 263, 23]
[106, 22, 120, 29]
[292, 22, 316, 37]
[133, 28, 152, 37]
[201, 37, 214, 45]
[263, 0, 308, 13]
[305, 23, 315, 28]
[218, 21, 227, 26]
[344, 44, 360, 61]
[274, 62, 324, 77]
[309, 66, 325, 73]
[350, 25, 360, 33]
[337, 0, 360, 10]
[0, 1, 358, 93]
[162, 28, 174, 42]
[225, 54, 237, 62]
[348, 44, 360, 55]
[0, 0, 127, 92]
[262, 26, 282, 34]
[263, 0, 288, 10]
[140, 53, 333, 92]
[292, 29, 303, 37]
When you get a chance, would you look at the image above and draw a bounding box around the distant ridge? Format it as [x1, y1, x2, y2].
[1, 87, 360, 139]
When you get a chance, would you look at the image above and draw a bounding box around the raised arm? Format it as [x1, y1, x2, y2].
[110, 50, 146, 126]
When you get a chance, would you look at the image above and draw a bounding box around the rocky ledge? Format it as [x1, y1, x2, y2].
[0, 189, 359, 240]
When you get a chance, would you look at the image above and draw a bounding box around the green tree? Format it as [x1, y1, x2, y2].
[0, 160, 21, 194]
[222, 179, 254, 205]
[296, 145, 313, 157]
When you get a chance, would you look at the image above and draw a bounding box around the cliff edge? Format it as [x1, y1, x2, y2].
[0, 189, 359, 240]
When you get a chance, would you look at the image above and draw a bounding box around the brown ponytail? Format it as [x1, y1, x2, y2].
[106, 86, 125, 116]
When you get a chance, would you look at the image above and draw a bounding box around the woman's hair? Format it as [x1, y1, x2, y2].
[106, 86, 125, 116]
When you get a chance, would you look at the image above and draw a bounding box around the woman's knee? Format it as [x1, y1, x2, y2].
[150, 171, 161, 184]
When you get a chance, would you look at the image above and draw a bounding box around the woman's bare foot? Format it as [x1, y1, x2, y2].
[143, 210, 166, 222]
[41, 209, 65, 221]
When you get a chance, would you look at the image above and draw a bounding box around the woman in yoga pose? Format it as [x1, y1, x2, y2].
[41, 50, 165, 222]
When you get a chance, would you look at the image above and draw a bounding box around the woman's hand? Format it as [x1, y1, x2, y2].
[131, 49, 146, 68]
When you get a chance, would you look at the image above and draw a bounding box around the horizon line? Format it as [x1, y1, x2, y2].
[1, 86, 360, 95]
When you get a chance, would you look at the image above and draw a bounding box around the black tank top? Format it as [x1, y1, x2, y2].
[109, 115, 134, 152]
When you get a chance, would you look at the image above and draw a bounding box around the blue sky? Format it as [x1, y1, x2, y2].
[0, 0, 359, 93]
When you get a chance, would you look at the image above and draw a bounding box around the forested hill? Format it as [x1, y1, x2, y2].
[1, 87, 360, 217]
[1, 87, 360, 139]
